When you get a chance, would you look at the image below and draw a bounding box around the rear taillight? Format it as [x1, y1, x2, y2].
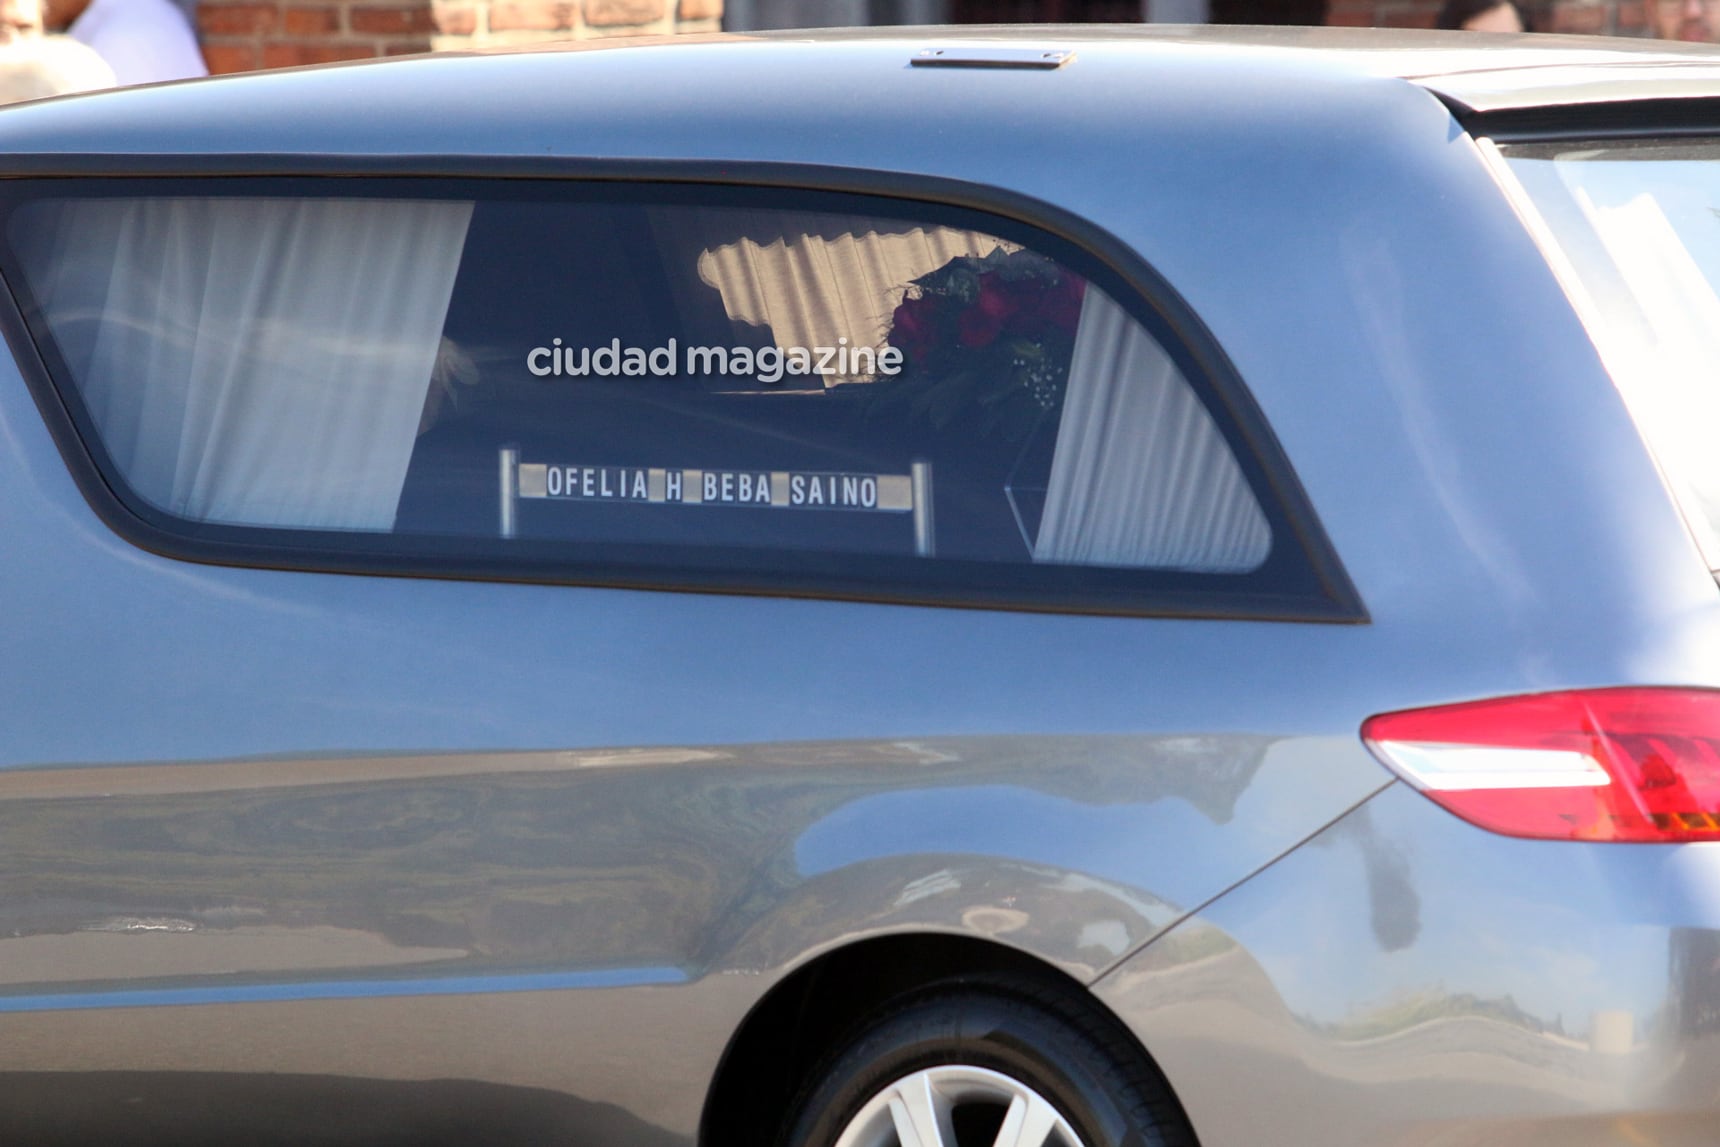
[1362, 688, 1720, 842]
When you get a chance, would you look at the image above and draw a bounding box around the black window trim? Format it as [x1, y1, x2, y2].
[1455, 98, 1720, 144]
[0, 156, 1365, 623]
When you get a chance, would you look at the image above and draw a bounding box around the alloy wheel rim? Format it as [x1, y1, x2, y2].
[831, 1064, 1085, 1147]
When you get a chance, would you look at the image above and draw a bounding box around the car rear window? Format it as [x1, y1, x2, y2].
[0, 177, 1344, 616]
[1503, 140, 1720, 569]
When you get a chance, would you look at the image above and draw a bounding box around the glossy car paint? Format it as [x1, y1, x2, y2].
[1096, 785, 1720, 1147]
[0, 26, 1715, 1146]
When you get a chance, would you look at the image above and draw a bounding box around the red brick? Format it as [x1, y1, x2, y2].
[382, 37, 436, 53]
[201, 41, 263, 73]
[350, 4, 438, 33]
[281, 6, 341, 34]
[679, 0, 721, 18]
[198, 3, 279, 36]
[1381, 7, 1436, 24]
[261, 41, 379, 67]
[491, 0, 578, 28]
[585, 0, 666, 25]
[434, 4, 478, 34]
[1325, 7, 1376, 22]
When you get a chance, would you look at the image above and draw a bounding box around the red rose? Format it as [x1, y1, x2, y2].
[890, 296, 942, 361]
[977, 276, 1021, 321]
[957, 276, 1018, 348]
[1042, 274, 1087, 333]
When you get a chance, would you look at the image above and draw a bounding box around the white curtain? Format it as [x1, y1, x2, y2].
[650, 208, 1009, 384]
[14, 196, 473, 530]
[1035, 287, 1271, 573]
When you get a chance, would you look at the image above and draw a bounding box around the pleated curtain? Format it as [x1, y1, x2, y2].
[13, 196, 473, 531]
[1035, 286, 1271, 573]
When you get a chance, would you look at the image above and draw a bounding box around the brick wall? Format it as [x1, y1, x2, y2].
[198, 0, 723, 74]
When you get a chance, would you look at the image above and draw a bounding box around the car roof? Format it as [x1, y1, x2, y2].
[0, 25, 1718, 162]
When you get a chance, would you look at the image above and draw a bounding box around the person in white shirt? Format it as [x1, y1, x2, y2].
[44, 0, 205, 86]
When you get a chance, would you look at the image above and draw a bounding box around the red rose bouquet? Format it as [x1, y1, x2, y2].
[870, 248, 1086, 441]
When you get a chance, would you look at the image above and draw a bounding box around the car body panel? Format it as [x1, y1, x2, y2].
[1096, 782, 1720, 1147]
[1417, 60, 1720, 115]
[0, 332, 1397, 1138]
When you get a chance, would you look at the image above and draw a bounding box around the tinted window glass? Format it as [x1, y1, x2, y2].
[2, 178, 1331, 615]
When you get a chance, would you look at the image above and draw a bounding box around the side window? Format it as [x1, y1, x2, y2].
[1, 178, 1349, 617]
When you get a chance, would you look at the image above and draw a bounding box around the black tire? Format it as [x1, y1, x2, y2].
[779, 974, 1197, 1147]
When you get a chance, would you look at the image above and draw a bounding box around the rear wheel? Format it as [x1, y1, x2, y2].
[780, 977, 1194, 1147]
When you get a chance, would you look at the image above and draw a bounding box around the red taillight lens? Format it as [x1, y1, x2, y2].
[1362, 688, 1720, 842]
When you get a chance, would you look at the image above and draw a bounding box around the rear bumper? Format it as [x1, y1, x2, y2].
[1093, 781, 1720, 1147]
